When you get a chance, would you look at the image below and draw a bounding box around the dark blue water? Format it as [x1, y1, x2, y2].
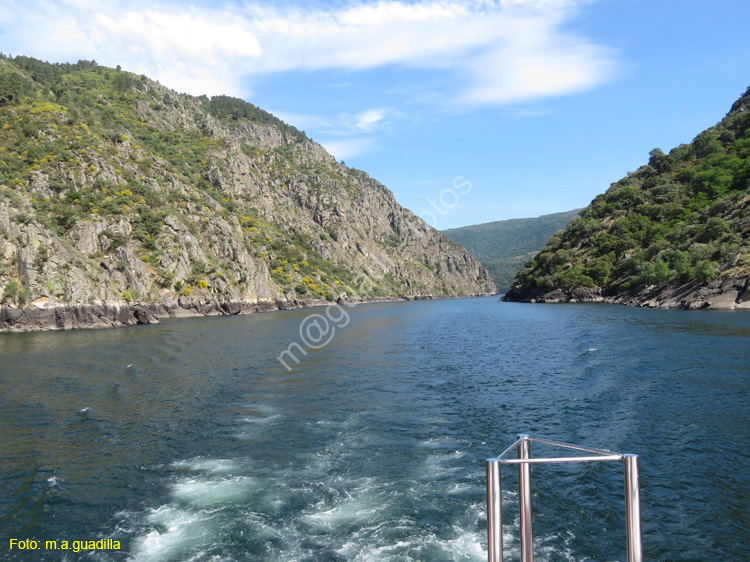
[1, 297, 748, 561]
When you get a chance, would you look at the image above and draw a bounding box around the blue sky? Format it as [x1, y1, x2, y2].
[1, 0, 749, 228]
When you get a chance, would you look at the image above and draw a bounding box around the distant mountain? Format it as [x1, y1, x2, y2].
[0, 55, 495, 331]
[443, 209, 580, 292]
[504, 85, 750, 310]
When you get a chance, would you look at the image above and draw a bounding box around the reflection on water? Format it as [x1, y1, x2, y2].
[1, 298, 749, 561]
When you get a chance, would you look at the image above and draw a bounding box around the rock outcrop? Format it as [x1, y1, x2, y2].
[508, 276, 750, 310]
[0, 57, 495, 331]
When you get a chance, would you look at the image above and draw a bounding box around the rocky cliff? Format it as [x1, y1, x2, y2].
[0, 56, 495, 331]
[504, 85, 750, 310]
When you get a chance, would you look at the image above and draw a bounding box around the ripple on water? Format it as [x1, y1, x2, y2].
[3, 298, 749, 561]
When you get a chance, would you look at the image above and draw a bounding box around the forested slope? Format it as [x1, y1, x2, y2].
[444, 209, 579, 292]
[505, 86, 750, 310]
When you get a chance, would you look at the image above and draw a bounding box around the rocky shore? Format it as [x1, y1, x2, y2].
[0, 292, 496, 333]
[503, 275, 750, 310]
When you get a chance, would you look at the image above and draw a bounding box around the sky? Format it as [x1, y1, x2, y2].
[1, 0, 749, 229]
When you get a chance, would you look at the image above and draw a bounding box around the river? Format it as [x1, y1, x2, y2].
[1, 297, 748, 561]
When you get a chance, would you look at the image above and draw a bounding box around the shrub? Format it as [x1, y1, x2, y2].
[34, 246, 48, 269]
[695, 260, 719, 281]
[698, 217, 731, 242]
[585, 259, 613, 285]
[558, 267, 595, 290]
[638, 260, 672, 285]
[18, 287, 30, 305]
[3, 279, 20, 302]
[107, 232, 128, 250]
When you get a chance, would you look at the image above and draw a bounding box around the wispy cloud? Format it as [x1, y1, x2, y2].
[354, 108, 388, 131]
[320, 137, 379, 161]
[0, 0, 617, 104]
[93, 11, 262, 63]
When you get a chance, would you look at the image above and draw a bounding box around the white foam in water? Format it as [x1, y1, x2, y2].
[303, 477, 387, 529]
[419, 436, 461, 449]
[234, 404, 284, 439]
[335, 527, 486, 562]
[439, 530, 486, 561]
[241, 403, 277, 416]
[421, 451, 465, 479]
[130, 505, 218, 562]
[237, 413, 282, 424]
[446, 482, 476, 495]
[126, 415, 496, 562]
[171, 476, 258, 507]
[337, 538, 415, 562]
[305, 495, 381, 528]
[171, 458, 239, 474]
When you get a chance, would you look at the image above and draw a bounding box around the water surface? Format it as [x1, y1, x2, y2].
[1, 297, 748, 561]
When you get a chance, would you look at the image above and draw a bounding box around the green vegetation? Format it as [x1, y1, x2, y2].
[444, 210, 580, 292]
[0, 54, 482, 307]
[507, 85, 750, 299]
[202, 95, 307, 141]
[3, 279, 20, 302]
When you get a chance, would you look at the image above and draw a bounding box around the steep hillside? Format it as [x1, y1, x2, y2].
[0, 56, 495, 331]
[505, 86, 750, 310]
[443, 209, 579, 292]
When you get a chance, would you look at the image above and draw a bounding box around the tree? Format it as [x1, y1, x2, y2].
[665, 250, 693, 282]
[693, 217, 731, 243]
[695, 260, 719, 281]
[638, 261, 671, 285]
[559, 267, 594, 290]
[586, 257, 613, 285]
[0, 71, 33, 105]
[648, 148, 672, 173]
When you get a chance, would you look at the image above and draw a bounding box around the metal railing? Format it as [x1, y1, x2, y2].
[486, 434, 642, 562]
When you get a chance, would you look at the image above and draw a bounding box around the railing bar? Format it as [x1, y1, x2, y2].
[525, 437, 622, 457]
[624, 455, 643, 562]
[496, 437, 525, 460]
[486, 460, 503, 562]
[518, 436, 534, 562]
[499, 455, 623, 464]
[486, 436, 643, 562]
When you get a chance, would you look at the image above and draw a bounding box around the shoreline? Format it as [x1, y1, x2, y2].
[502, 274, 750, 311]
[0, 292, 498, 333]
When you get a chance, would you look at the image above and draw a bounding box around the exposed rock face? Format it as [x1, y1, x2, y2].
[507, 276, 750, 310]
[0, 59, 495, 331]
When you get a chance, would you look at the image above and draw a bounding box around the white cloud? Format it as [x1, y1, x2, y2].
[0, 0, 616, 104]
[352, 107, 391, 131]
[94, 11, 262, 63]
[320, 137, 379, 161]
[337, 1, 472, 26]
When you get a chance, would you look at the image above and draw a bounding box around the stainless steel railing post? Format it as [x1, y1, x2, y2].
[486, 459, 503, 562]
[487, 436, 641, 562]
[517, 435, 534, 562]
[624, 454, 643, 562]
